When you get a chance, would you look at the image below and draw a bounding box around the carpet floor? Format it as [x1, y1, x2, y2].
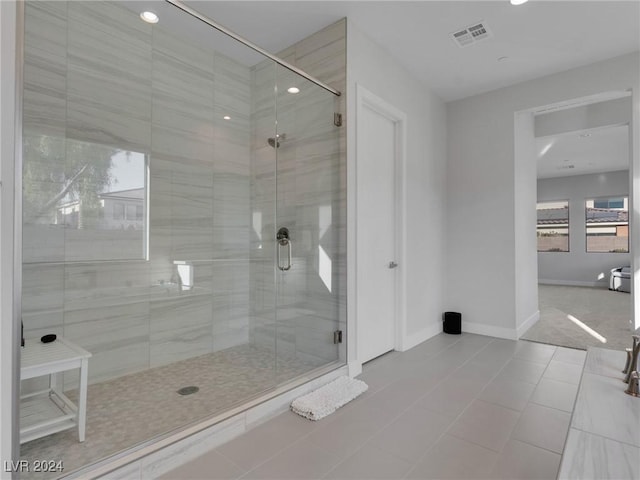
[521, 284, 635, 351]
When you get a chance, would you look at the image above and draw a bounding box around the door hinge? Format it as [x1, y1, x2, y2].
[334, 112, 343, 127]
[333, 330, 343, 344]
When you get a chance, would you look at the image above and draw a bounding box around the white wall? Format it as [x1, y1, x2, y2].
[347, 20, 447, 368]
[447, 52, 640, 338]
[538, 170, 631, 286]
[535, 96, 631, 137]
[514, 112, 540, 337]
[0, 0, 18, 475]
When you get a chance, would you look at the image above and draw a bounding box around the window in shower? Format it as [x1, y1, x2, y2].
[23, 136, 149, 262]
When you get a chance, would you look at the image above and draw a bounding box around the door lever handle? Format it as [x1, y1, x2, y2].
[388, 261, 398, 269]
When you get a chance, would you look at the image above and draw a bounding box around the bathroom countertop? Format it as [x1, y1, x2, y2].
[558, 347, 640, 480]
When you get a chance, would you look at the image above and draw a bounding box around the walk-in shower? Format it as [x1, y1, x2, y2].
[18, 1, 345, 476]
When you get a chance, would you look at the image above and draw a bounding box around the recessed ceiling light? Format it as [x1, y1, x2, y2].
[510, 0, 529, 5]
[287, 87, 300, 94]
[140, 11, 159, 24]
[223, 115, 231, 120]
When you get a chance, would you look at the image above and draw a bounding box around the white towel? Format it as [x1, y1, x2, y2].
[290, 376, 368, 421]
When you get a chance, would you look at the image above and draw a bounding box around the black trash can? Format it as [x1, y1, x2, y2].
[443, 312, 461, 334]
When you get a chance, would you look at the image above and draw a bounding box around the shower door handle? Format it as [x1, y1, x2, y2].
[277, 239, 292, 271]
[277, 227, 292, 271]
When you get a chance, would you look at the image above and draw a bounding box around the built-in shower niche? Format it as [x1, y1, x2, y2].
[19, 1, 345, 477]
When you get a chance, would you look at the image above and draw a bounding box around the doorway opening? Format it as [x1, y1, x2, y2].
[519, 92, 635, 350]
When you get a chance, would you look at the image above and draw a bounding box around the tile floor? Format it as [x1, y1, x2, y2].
[20, 344, 325, 480]
[162, 333, 587, 479]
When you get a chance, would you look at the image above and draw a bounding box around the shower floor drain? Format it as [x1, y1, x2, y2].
[177, 386, 199, 396]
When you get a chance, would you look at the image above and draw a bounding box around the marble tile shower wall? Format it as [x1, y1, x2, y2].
[21, 1, 252, 388]
[249, 20, 347, 367]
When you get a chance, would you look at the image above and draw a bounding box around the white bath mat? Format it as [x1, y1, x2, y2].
[290, 376, 368, 421]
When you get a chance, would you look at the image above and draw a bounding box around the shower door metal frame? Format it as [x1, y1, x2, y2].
[165, 0, 341, 97]
[8, 2, 346, 474]
[7, 0, 25, 471]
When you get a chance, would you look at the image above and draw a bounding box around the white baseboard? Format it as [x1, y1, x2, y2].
[462, 322, 518, 340]
[538, 279, 606, 288]
[517, 310, 540, 338]
[398, 322, 442, 352]
[348, 361, 363, 377]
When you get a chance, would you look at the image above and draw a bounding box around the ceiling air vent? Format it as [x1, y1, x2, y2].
[451, 21, 492, 48]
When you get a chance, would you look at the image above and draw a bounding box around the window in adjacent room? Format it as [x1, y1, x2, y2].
[586, 196, 629, 253]
[537, 200, 569, 252]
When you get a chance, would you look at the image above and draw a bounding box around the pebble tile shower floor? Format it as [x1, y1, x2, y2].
[19, 344, 324, 479]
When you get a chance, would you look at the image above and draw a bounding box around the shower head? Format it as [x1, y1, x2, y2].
[267, 133, 286, 148]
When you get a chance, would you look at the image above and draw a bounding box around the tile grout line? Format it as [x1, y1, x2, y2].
[319, 336, 478, 478]
[318, 335, 493, 478]
[404, 340, 561, 478]
[400, 337, 522, 478]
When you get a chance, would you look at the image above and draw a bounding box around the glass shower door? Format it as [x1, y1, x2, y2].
[274, 66, 342, 382]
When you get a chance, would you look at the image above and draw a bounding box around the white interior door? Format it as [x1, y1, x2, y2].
[357, 101, 397, 364]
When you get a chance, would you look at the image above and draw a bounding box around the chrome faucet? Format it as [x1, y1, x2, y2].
[623, 335, 640, 384]
[623, 348, 633, 374]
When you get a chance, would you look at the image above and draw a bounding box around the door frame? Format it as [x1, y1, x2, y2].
[516, 90, 638, 336]
[353, 83, 407, 366]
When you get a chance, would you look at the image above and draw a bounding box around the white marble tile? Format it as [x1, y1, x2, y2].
[584, 347, 627, 379]
[496, 357, 548, 385]
[558, 428, 640, 480]
[149, 295, 214, 367]
[95, 461, 141, 480]
[543, 359, 584, 385]
[530, 377, 580, 412]
[22, 263, 64, 314]
[491, 439, 561, 480]
[140, 416, 245, 479]
[572, 372, 640, 447]
[23, 55, 67, 136]
[514, 340, 557, 364]
[448, 399, 520, 453]
[63, 301, 150, 385]
[20, 4, 347, 460]
[213, 52, 252, 116]
[65, 3, 152, 151]
[553, 347, 587, 366]
[511, 403, 571, 454]
[407, 434, 499, 479]
[323, 443, 411, 480]
[478, 377, 537, 412]
[24, 1, 67, 58]
[151, 125, 214, 164]
[22, 224, 65, 263]
[151, 89, 214, 140]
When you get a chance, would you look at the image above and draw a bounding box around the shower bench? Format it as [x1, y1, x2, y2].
[20, 337, 91, 444]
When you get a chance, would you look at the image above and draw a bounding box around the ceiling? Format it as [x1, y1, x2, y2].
[125, 1, 637, 180]
[171, 0, 640, 102]
[536, 124, 629, 179]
